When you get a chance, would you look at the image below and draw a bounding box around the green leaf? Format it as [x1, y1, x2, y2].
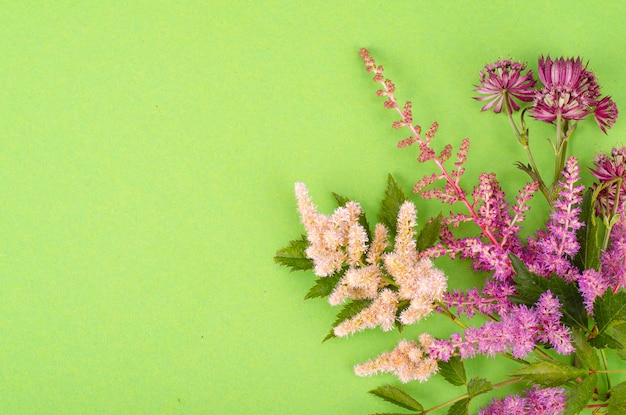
[588, 332, 624, 350]
[416, 214, 442, 251]
[509, 253, 550, 303]
[274, 236, 313, 271]
[446, 398, 469, 415]
[304, 273, 342, 300]
[574, 189, 602, 271]
[608, 380, 626, 414]
[563, 375, 597, 415]
[593, 290, 626, 333]
[332, 192, 351, 207]
[438, 356, 467, 386]
[368, 384, 424, 411]
[509, 254, 588, 330]
[379, 173, 408, 238]
[322, 299, 372, 342]
[610, 323, 626, 360]
[467, 376, 492, 398]
[571, 329, 600, 370]
[510, 360, 588, 387]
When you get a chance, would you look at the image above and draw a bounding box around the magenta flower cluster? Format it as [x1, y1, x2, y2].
[479, 386, 566, 415]
[475, 55, 618, 133]
[429, 292, 573, 361]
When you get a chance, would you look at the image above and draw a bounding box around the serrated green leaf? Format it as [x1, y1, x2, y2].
[438, 356, 467, 386]
[509, 253, 550, 304]
[304, 273, 342, 300]
[509, 254, 588, 330]
[589, 332, 624, 350]
[446, 398, 469, 415]
[416, 214, 442, 251]
[332, 192, 351, 207]
[563, 375, 597, 415]
[274, 236, 313, 271]
[574, 189, 603, 271]
[368, 384, 424, 411]
[608, 380, 626, 414]
[593, 291, 626, 333]
[571, 329, 600, 370]
[322, 299, 372, 342]
[467, 376, 492, 398]
[379, 173, 408, 238]
[510, 360, 588, 387]
[610, 323, 626, 360]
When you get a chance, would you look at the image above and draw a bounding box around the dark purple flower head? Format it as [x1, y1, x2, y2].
[532, 55, 601, 123]
[595, 96, 619, 133]
[532, 55, 618, 132]
[475, 59, 536, 114]
[591, 147, 626, 216]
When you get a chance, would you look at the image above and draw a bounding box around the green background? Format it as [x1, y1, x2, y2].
[1, 1, 625, 414]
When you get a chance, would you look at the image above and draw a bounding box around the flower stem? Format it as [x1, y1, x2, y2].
[422, 378, 523, 414]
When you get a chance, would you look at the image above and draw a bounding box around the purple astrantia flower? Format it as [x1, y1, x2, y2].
[591, 146, 626, 217]
[595, 96, 619, 133]
[532, 55, 601, 123]
[475, 59, 536, 114]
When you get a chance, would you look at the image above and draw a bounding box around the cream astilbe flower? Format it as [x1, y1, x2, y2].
[329, 224, 389, 305]
[333, 289, 399, 337]
[384, 202, 448, 325]
[328, 265, 382, 305]
[354, 335, 438, 383]
[295, 183, 367, 276]
[366, 223, 390, 264]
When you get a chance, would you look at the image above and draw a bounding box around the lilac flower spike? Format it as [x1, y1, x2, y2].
[474, 60, 536, 114]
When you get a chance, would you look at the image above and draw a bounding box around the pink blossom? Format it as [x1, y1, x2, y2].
[474, 59, 537, 114]
[594, 96, 618, 133]
[532, 55, 600, 123]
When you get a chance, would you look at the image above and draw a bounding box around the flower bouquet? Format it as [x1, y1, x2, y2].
[275, 48, 626, 414]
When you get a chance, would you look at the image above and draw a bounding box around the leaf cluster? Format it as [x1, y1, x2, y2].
[367, 357, 493, 415]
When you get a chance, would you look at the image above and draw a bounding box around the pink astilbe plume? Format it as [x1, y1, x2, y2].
[525, 157, 584, 280]
[429, 291, 573, 361]
[478, 386, 566, 415]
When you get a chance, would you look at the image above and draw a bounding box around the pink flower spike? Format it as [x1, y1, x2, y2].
[474, 59, 536, 114]
[594, 96, 618, 133]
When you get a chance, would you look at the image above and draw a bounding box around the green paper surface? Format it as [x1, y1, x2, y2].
[1, 1, 625, 414]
